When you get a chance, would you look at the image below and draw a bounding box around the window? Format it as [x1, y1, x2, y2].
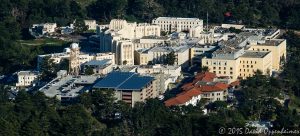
[230, 67, 233, 70]
[230, 72, 233, 74]
[213, 67, 216, 70]
[219, 71, 221, 74]
[224, 71, 226, 74]
[224, 67, 226, 70]
[219, 67, 221, 70]
[213, 71, 216, 73]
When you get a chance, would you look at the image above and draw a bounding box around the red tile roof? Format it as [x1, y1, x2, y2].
[230, 80, 240, 87]
[194, 72, 216, 82]
[165, 72, 230, 107]
[164, 89, 201, 107]
[200, 82, 228, 92]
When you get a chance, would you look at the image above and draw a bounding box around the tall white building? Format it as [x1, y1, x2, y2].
[152, 17, 203, 32]
[112, 40, 135, 65]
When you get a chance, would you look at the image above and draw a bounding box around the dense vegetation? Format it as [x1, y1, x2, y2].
[1, 0, 300, 74]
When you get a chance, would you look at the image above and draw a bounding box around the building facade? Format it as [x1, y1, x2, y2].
[93, 72, 157, 107]
[84, 20, 97, 30]
[16, 71, 39, 87]
[152, 17, 203, 32]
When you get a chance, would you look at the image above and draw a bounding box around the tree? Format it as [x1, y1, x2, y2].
[70, 1, 84, 18]
[74, 19, 88, 34]
[123, 60, 128, 65]
[165, 51, 176, 65]
[39, 56, 57, 81]
[85, 66, 94, 75]
[201, 66, 209, 72]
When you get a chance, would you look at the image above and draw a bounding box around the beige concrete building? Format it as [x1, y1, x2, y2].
[94, 52, 115, 65]
[133, 36, 169, 50]
[84, 20, 97, 30]
[248, 39, 286, 71]
[152, 17, 203, 32]
[135, 23, 161, 39]
[37, 44, 115, 70]
[135, 46, 190, 67]
[112, 40, 135, 65]
[201, 32, 285, 81]
[202, 48, 273, 81]
[16, 71, 39, 87]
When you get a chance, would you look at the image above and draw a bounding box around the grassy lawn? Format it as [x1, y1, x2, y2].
[289, 95, 300, 112]
[19, 38, 68, 46]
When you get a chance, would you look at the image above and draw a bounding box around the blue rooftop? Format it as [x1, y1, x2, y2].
[84, 59, 111, 66]
[93, 72, 154, 90]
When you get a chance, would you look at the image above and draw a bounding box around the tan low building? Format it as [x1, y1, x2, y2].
[248, 39, 286, 71]
[201, 33, 286, 81]
[202, 50, 272, 81]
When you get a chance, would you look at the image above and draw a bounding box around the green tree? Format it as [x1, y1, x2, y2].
[165, 51, 176, 65]
[74, 19, 88, 34]
[39, 56, 57, 81]
[85, 66, 94, 75]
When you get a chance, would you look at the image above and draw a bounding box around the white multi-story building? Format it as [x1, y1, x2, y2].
[30, 23, 57, 37]
[136, 64, 181, 78]
[112, 40, 135, 65]
[134, 23, 161, 39]
[16, 71, 39, 87]
[133, 36, 169, 50]
[152, 17, 203, 32]
[135, 46, 190, 67]
[37, 43, 115, 70]
[94, 52, 115, 65]
[84, 20, 97, 30]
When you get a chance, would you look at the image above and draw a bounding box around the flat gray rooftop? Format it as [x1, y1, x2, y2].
[39, 75, 98, 98]
[241, 51, 270, 58]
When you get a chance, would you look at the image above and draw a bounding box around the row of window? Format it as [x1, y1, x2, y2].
[240, 60, 257, 64]
[213, 67, 233, 70]
[242, 65, 254, 68]
[207, 61, 228, 66]
[213, 71, 233, 75]
[252, 48, 269, 51]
